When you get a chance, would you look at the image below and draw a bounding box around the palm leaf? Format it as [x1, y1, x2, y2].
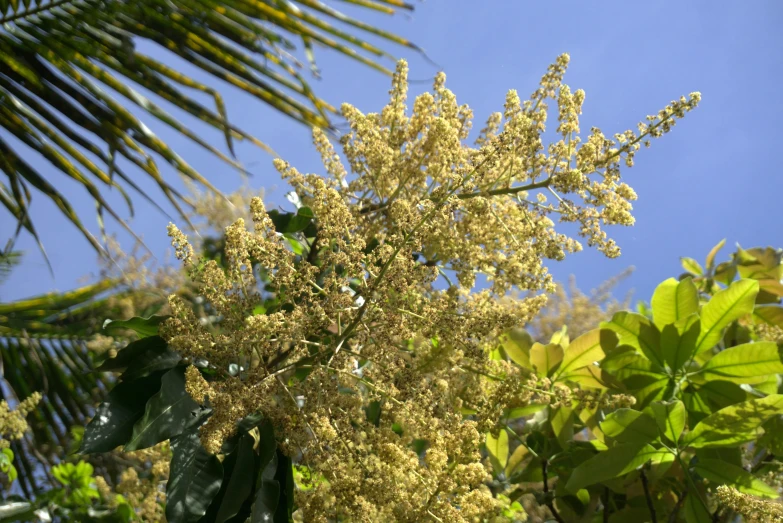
[0, 0, 420, 257]
[0, 276, 157, 495]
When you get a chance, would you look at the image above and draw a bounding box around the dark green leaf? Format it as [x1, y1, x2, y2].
[166, 429, 224, 523]
[600, 409, 658, 445]
[565, 442, 658, 492]
[96, 335, 168, 373]
[124, 366, 200, 452]
[103, 315, 169, 338]
[79, 371, 164, 454]
[215, 434, 256, 523]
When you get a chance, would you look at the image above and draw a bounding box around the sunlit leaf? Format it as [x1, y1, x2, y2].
[694, 459, 778, 498]
[650, 400, 686, 444]
[700, 342, 783, 384]
[695, 279, 759, 354]
[601, 312, 663, 366]
[683, 394, 783, 448]
[651, 277, 699, 330]
[600, 409, 658, 445]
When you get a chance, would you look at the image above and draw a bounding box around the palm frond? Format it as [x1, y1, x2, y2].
[0, 0, 420, 257]
[0, 277, 149, 494]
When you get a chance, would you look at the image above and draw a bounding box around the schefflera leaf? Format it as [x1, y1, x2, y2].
[682, 394, 783, 448]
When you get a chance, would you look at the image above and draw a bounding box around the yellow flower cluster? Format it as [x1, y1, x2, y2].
[715, 485, 783, 522]
[0, 392, 41, 449]
[162, 55, 698, 521]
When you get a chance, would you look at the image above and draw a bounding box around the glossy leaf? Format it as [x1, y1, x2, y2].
[680, 257, 704, 276]
[530, 342, 563, 377]
[754, 305, 783, 328]
[103, 315, 169, 338]
[501, 328, 533, 369]
[651, 277, 699, 330]
[554, 328, 612, 381]
[215, 434, 256, 523]
[124, 366, 200, 452]
[705, 239, 726, 272]
[683, 394, 783, 448]
[650, 400, 686, 444]
[166, 429, 224, 523]
[505, 444, 529, 477]
[600, 409, 658, 444]
[79, 371, 163, 454]
[694, 459, 778, 498]
[695, 279, 759, 354]
[700, 342, 783, 383]
[96, 335, 168, 373]
[601, 312, 663, 366]
[565, 442, 658, 492]
[486, 429, 509, 474]
[660, 314, 701, 372]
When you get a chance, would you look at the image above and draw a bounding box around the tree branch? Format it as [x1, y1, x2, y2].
[542, 459, 565, 523]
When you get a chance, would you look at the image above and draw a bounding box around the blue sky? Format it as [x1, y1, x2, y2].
[2, 0, 782, 306]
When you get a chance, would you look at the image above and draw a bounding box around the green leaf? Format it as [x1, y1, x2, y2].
[565, 442, 658, 492]
[96, 335, 168, 373]
[79, 372, 164, 454]
[681, 257, 704, 276]
[600, 409, 658, 445]
[651, 277, 699, 330]
[486, 429, 509, 474]
[252, 449, 283, 523]
[121, 347, 182, 383]
[754, 305, 783, 329]
[660, 314, 701, 372]
[501, 328, 533, 368]
[124, 366, 201, 452]
[650, 400, 686, 444]
[705, 239, 726, 272]
[550, 406, 574, 450]
[694, 459, 778, 498]
[530, 342, 563, 377]
[695, 279, 759, 354]
[215, 434, 256, 523]
[103, 315, 169, 338]
[701, 342, 783, 383]
[554, 328, 612, 381]
[683, 394, 783, 448]
[601, 312, 663, 366]
[684, 492, 712, 523]
[166, 429, 224, 523]
[505, 444, 529, 477]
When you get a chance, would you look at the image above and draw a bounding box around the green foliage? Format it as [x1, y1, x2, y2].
[0, 0, 420, 256]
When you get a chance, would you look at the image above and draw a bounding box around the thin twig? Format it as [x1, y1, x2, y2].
[640, 469, 657, 523]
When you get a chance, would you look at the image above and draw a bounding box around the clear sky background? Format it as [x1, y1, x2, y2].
[2, 1, 782, 306]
